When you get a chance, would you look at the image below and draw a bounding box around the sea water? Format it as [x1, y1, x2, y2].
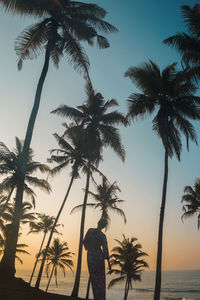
[16, 269, 200, 299]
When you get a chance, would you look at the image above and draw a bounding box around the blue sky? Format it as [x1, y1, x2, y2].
[1, 0, 200, 271]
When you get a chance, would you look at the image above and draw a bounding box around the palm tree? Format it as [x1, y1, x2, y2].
[52, 83, 127, 296]
[125, 60, 200, 300]
[0, 137, 51, 215]
[108, 235, 148, 300]
[44, 238, 74, 292]
[181, 179, 200, 229]
[0, 1, 117, 280]
[71, 176, 127, 230]
[35, 124, 95, 288]
[164, 4, 200, 81]
[29, 214, 61, 285]
[0, 138, 51, 279]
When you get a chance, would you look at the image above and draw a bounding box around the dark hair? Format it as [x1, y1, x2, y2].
[97, 218, 107, 230]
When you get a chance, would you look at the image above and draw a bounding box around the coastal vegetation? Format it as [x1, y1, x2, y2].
[0, 1, 200, 300]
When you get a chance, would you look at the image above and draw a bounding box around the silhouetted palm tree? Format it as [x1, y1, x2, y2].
[164, 4, 200, 81]
[29, 213, 61, 284]
[0, 137, 51, 215]
[71, 176, 126, 230]
[108, 235, 148, 300]
[35, 124, 95, 288]
[125, 60, 200, 300]
[0, 138, 51, 278]
[0, 1, 117, 280]
[52, 83, 127, 296]
[45, 238, 74, 292]
[181, 179, 200, 229]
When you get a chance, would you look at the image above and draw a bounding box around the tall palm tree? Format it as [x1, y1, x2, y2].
[44, 238, 74, 292]
[29, 213, 61, 284]
[35, 124, 95, 288]
[0, 137, 51, 215]
[108, 235, 148, 300]
[71, 176, 126, 230]
[181, 179, 200, 229]
[0, 138, 51, 279]
[164, 4, 200, 81]
[125, 60, 200, 300]
[52, 83, 127, 296]
[0, 1, 117, 280]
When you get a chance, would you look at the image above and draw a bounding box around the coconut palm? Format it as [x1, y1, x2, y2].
[29, 214, 61, 285]
[108, 235, 148, 300]
[164, 4, 200, 81]
[125, 60, 200, 300]
[0, 137, 51, 215]
[181, 179, 200, 229]
[52, 83, 127, 296]
[35, 124, 96, 288]
[44, 238, 74, 292]
[0, 138, 51, 279]
[71, 176, 127, 230]
[0, 1, 117, 280]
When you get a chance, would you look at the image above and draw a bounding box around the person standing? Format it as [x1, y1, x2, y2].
[83, 219, 111, 300]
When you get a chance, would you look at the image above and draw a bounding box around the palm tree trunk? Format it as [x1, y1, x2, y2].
[29, 232, 47, 284]
[0, 185, 15, 217]
[71, 161, 91, 297]
[0, 41, 51, 280]
[153, 150, 168, 300]
[46, 265, 55, 292]
[123, 277, 128, 300]
[35, 175, 75, 289]
[85, 275, 91, 300]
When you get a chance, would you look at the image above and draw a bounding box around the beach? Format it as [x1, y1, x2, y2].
[14, 269, 200, 300]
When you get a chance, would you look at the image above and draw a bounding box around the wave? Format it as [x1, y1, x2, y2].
[135, 287, 200, 294]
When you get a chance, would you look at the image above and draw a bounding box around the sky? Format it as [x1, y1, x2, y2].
[1, 0, 200, 275]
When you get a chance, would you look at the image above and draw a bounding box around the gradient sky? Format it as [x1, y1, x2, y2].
[1, 0, 200, 274]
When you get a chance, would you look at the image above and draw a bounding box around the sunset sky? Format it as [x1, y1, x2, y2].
[1, 0, 200, 273]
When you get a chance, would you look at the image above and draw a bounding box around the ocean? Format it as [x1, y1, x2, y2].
[16, 269, 200, 299]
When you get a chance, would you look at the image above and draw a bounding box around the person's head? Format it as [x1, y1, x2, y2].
[97, 218, 107, 230]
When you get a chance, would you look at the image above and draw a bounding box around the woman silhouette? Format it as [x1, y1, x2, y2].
[83, 218, 111, 300]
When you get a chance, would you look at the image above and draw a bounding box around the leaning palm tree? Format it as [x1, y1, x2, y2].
[35, 124, 96, 288]
[0, 1, 117, 280]
[29, 213, 61, 284]
[0, 138, 51, 279]
[0, 137, 51, 215]
[52, 83, 127, 296]
[108, 235, 148, 300]
[181, 179, 200, 229]
[44, 238, 74, 292]
[71, 176, 126, 230]
[125, 60, 200, 300]
[164, 4, 200, 81]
